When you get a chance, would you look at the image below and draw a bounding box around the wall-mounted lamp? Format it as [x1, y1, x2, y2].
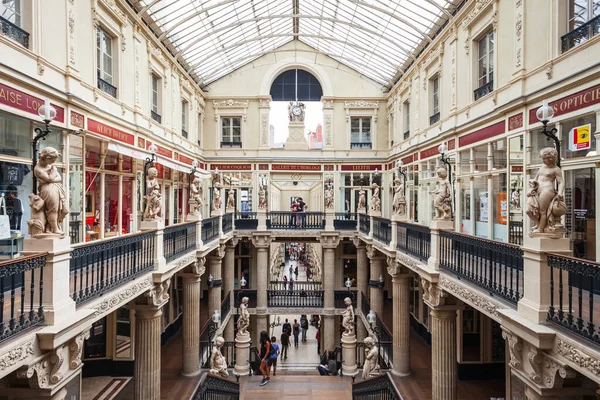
[536, 100, 561, 167]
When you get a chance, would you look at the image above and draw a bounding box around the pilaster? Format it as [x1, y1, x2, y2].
[252, 233, 271, 336]
[389, 260, 411, 376]
[321, 233, 340, 352]
[180, 260, 204, 377]
[366, 245, 384, 316]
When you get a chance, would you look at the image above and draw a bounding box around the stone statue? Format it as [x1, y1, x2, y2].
[189, 177, 203, 215]
[526, 148, 566, 235]
[511, 188, 521, 210]
[28, 147, 69, 236]
[258, 183, 268, 210]
[237, 297, 250, 335]
[429, 167, 451, 220]
[341, 297, 355, 336]
[324, 184, 334, 210]
[288, 101, 305, 122]
[209, 336, 229, 378]
[362, 337, 380, 379]
[144, 166, 162, 220]
[226, 190, 235, 209]
[357, 189, 366, 210]
[212, 183, 222, 212]
[392, 178, 406, 216]
[370, 184, 381, 212]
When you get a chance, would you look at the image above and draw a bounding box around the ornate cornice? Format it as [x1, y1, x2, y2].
[344, 100, 379, 109]
[438, 277, 499, 317]
[461, 0, 494, 30]
[0, 340, 34, 372]
[99, 0, 128, 25]
[213, 99, 249, 108]
[556, 338, 600, 377]
[93, 277, 153, 317]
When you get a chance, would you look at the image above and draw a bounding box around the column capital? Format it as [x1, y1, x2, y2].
[137, 280, 170, 309]
[320, 232, 340, 249]
[366, 244, 385, 260]
[386, 256, 412, 277]
[351, 237, 366, 249]
[251, 233, 272, 248]
[421, 278, 447, 308]
[208, 244, 226, 260]
[227, 237, 239, 249]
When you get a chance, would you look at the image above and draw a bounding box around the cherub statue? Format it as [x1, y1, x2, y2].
[212, 183, 222, 212]
[237, 297, 250, 336]
[341, 297, 355, 337]
[357, 189, 366, 210]
[226, 190, 235, 209]
[511, 188, 521, 210]
[324, 184, 334, 210]
[144, 166, 162, 220]
[189, 177, 203, 215]
[370, 184, 381, 212]
[287, 101, 294, 122]
[362, 337, 380, 379]
[258, 183, 268, 210]
[392, 178, 406, 216]
[429, 167, 451, 220]
[209, 336, 229, 378]
[30, 147, 69, 236]
[526, 148, 566, 234]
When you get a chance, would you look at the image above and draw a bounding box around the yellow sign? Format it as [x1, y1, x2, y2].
[568, 124, 591, 151]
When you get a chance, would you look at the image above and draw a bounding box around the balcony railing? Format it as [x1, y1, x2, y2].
[163, 222, 196, 263]
[97, 75, 117, 98]
[181, 129, 188, 139]
[220, 291, 231, 323]
[474, 80, 494, 101]
[373, 217, 392, 244]
[352, 373, 402, 400]
[0, 16, 29, 48]
[201, 216, 220, 243]
[562, 14, 600, 53]
[234, 289, 257, 308]
[234, 212, 258, 230]
[351, 142, 372, 150]
[200, 340, 235, 369]
[429, 112, 440, 125]
[269, 280, 322, 291]
[267, 290, 324, 307]
[360, 291, 371, 316]
[190, 371, 240, 400]
[334, 212, 357, 230]
[151, 110, 162, 124]
[396, 222, 431, 261]
[267, 212, 325, 229]
[547, 253, 600, 345]
[221, 141, 242, 148]
[509, 220, 523, 246]
[439, 230, 524, 305]
[359, 214, 370, 235]
[403, 130, 410, 140]
[70, 231, 155, 304]
[334, 290, 357, 308]
[0, 253, 46, 343]
[222, 213, 233, 234]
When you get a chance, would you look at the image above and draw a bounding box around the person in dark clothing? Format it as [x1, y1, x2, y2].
[282, 319, 292, 337]
[300, 315, 309, 342]
[292, 319, 300, 347]
[279, 330, 289, 360]
[259, 331, 272, 386]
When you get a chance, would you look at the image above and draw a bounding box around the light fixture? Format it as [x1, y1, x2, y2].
[536, 100, 555, 123]
[437, 142, 448, 155]
[32, 99, 59, 195]
[366, 309, 376, 326]
[37, 99, 57, 122]
[345, 277, 352, 289]
[148, 142, 158, 155]
[536, 100, 561, 167]
[212, 310, 221, 327]
[379, 275, 383, 283]
[240, 275, 247, 288]
[192, 159, 199, 168]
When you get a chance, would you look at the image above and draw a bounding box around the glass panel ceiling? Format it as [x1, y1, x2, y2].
[132, 0, 460, 86]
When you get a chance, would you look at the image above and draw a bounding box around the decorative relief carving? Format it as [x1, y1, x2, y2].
[193, 257, 206, 277]
[438, 277, 498, 316]
[261, 114, 268, 146]
[145, 280, 171, 307]
[501, 330, 522, 369]
[546, 63, 553, 79]
[0, 341, 34, 371]
[515, 13, 523, 39]
[543, 357, 574, 389]
[516, 48, 522, 69]
[421, 279, 445, 307]
[121, 34, 126, 51]
[394, 251, 420, 270]
[462, 0, 494, 29]
[18, 358, 51, 389]
[528, 348, 543, 384]
[99, 0, 128, 24]
[423, 45, 443, 69]
[556, 338, 600, 376]
[93, 277, 153, 317]
[69, 330, 90, 370]
[492, 11, 498, 32]
[324, 114, 332, 146]
[149, 43, 168, 67]
[213, 99, 249, 108]
[37, 57, 45, 75]
[344, 100, 379, 108]
[49, 346, 64, 384]
[464, 37, 469, 55]
[135, 41, 140, 105]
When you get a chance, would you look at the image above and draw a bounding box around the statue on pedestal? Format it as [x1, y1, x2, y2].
[144, 166, 162, 221]
[370, 184, 381, 212]
[189, 177, 203, 215]
[212, 183, 222, 212]
[237, 297, 250, 335]
[362, 337, 380, 379]
[258, 180, 268, 210]
[342, 297, 355, 337]
[226, 190, 235, 209]
[429, 167, 451, 220]
[324, 184, 334, 210]
[209, 336, 229, 378]
[392, 178, 406, 216]
[526, 148, 566, 235]
[28, 147, 69, 236]
[357, 189, 366, 211]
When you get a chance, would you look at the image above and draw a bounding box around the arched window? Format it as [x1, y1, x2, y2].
[270, 69, 323, 102]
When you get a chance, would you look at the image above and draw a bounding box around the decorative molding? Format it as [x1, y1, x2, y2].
[351, 237, 365, 249]
[324, 114, 332, 146]
[93, 277, 153, 317]
[394, 251, 420, 270]
[546, 62, 554, 79]
[69, 330, 90, 370]
[528, 348, 543, 384]
[145, 280, 171, 307]
[421, 279, 445, 307]
[556, 338, 600, 376]
[461, 0, 494, 29]
[501, 329, 522, 369]
[439, 277, 498, 316]
[148, 43, 169, 67]
[99, 0, 128, 25]
[423, 45, 443, 69]
[213, 99, 249, 108]
[37, 57, 45, 75]
[49, 345, 65, 385]
[18, 358, 51, 389]
[344, 100, 379, 109]
[515, 12, 523, 39]
[121, 34, 126, 52]
[193, 257, 206, 277]
[260, 114, 268, 146]
[0, 341, 34, 372]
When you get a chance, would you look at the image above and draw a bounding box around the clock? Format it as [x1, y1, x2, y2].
[292, 106, 302, 116]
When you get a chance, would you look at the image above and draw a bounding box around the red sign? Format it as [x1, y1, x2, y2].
[210, 164, 252, 171]
[340, 164, 382, 171]
[137, 137, 146, 149]
[420, 143, 443, 159]
[529, 83, 600, 123]
[324, 165, 334, 171]
[458, 121, 505, 147]
[0, 83, 65, 123]
[146, 142, 172, 159]
[88, 119, 135, 145]
[179, 154, 195, 166]
[272, 164, 321, 171]
[259, 164, 269, 170]
[70, 111, 84, 128]
[508, 113, 523, 130]
[511, 166, 524, 172]
[401, 154, 416, 165]
[448, 138, 456, 150]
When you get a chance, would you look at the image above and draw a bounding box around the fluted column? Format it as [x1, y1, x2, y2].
[321, 233, 340, 352]
[355, 241, 368, 340]
[253, 234, 271, 340]
[208, 253, 223, 317]
[391, 273, 411, 376]
[367, 247, 383, 316]
[181, 267, 202, 376]
[430, 308, 457, 400]
[223, 242, 236, 341]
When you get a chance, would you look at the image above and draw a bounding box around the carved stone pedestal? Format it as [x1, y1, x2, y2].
[341, 333, 358, 377]
[233, 332, 251, 376]
[325, 211, 334, 231]
[187, 213, 202, 222]
[284, 121, 308, 150]
[427, 220, 453, 270]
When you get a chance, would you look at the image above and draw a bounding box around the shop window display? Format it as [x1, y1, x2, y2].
[69, 135, 84, 244]
[474, 175, 488, 238]
[492, 173, 508, 242]
[564, 167, 596, 261]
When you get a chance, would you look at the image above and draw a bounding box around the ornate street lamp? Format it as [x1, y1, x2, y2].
[143, 142, 158, 193]
[32, 100, 57, 194]
[536, 100, 561, 167]
[396, 159, 407, 195]
[189, 159, 198, 186]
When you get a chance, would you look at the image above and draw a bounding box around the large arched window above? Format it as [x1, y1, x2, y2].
[270, 69, 323, 102]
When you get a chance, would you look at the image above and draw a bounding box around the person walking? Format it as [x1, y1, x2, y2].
[294, 265, 299, 279]
[279, 329, 289, 360]
[259, 331, 273, 386]
[270, 336, 280, 376]
[292, 319, 300, 347]
[300, 315, 309, 342]
[316, 327, 321, 355]
[282, 275, 288, 290]
[289, 277, 294, 291]
[282, 319, 292, 337]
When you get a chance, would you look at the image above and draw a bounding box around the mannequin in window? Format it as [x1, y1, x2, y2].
[5, 186, 22, 231]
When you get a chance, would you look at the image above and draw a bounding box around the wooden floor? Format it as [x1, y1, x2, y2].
[240, 373, 352, 400]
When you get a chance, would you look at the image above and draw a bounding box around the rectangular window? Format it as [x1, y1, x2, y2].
[403, 102, 410, 139]
[475, 30, 494, 100]
[430, 77, 440, 124]
[181, 101, 188, 137]
[221, 117, 241, 147]
[563, 0, 600, 51]
[0, 0, 22, 27]
[151, 75, 159, 114]
[350, 117, 372, 149]
[96, 28, 114, 86]
[197, 113, 202, 146]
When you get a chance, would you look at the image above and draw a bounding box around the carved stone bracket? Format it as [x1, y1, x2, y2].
[501, 329, 522, 369]
[528, 348, 543, 385]
[17, 357, 52, 389]
[193, 257, 206, 277]
[421, 278, 445, 307]
[320, 234, 340, 249]
[69, 330, 90, 370]
[144, 280, 171, 308]
[351, 237, 365, 249]
[251, 234, 272, 249]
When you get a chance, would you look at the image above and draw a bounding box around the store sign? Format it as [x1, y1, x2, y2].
[88, 119, 135, 145]
[70, 111, 84, 128]
[272, 164, 321, 171]
[340, 164, 381, 171]
[147, 142, 172, 159]
[459, 121, 505, 147]
[0, 83, 65, 123]
[529, 83, 600, 123]
[568, 124, 591, 151]
[420, 143, 442, 159]
[178, 154, 194, 165]
[210, 164, 252, 171]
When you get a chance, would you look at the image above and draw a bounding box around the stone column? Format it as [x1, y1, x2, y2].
[223, 242, 236, 341]
[430, 307, 457, 400]
[253, 234, 271, 338]
[367, 246, 383, 316]
[354, 240, 368, 340]
[321, 233, 340, 352]
[133, 281, 170, 400]
[208, 251, 223, 317]
[181, 260, 204, 377]
[391, 273, 411, 376]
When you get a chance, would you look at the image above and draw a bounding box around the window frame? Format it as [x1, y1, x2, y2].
[221, 116, 242, 146]
[181, 100, 188, 134]
[97, 27, 114, 86]
[350, 116, 372, 146]
[477, 30, 494, 88]
[568, 0, 600, 31]
[151, 74, 161, 115]
[403, 101, 410, 138]
[0, 0, 22, 27]
[430, 75, 440, 123]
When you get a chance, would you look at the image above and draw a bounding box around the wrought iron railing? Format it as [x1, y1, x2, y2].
[352, 373, 402, 400]
[351, 142, 373, 150]
[190, 374, 239, 400]
[334, 212, 357, 230]
[562, 14, 600, 52]
[163, 222, 196, 263]
[360, 291, 371, 316]
[359, 214, 370, 235]
[509, 220, 523, 246]
[355, 342, 367, 368]
[396, 222, 431, 261]
[182, 129, 188, 139]
[373, 217, 392, 244]
[439, 230, 523, 305]
[267, 290, 324, 307]
[220, 141, 242, 148]
[233, 290, 257, 308]
[473, 80, 494, 101]
[222, 213, 233, 234]
[0, 253, 46, 343]
[200, 340, 236, 369]
[429, 112, 440, 125]
[0, 16, 29, 48]
[267, 212, 325, 229]
[221, 291, 231, 323]
[70, 231, 155, 304]
[201, 216, 220, 243]
[269, 280, 322, 291]
[69, 220, 81, 244]
[234, 212, 257, 230]
[334, 290, 357, 308]
[97, 74, 117, 98]
[403, 130, 410, 140]
[547, 253, 600, 345]
[151, 110, 162, 123]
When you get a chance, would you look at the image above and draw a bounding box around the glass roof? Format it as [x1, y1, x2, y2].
[131, 0, 460, 86]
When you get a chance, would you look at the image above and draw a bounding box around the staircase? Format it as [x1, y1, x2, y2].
[239, 372, 352, 400]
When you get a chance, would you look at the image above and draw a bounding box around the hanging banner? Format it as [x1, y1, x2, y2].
[568, 124, 591, 151]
